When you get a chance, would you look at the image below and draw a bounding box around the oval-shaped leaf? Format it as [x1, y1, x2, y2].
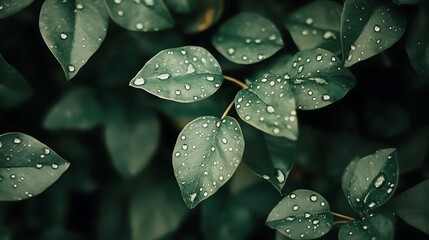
[266, 189, 333, 239]
[172, 116, 244, 208]
[130, 46, 223, 103]
[212, 12, 284, 64]
[285, 1, 342, 54]
[0, 0, 33, 19]
[104, 0, 174, 32]
[341, 148, 398, 214]
[43, 87, 104, 131]
[105, 107, 160, 178]
[406, 3, 429, 77]
[338, 214, 393, 240]
[235, 74, 298, 140]
[389, 179, 429, 234]
[284, 48, 356, 110]
[164, 0, 195, 14]
[242, 123, 296, 192]
[0, 54, 33, 108]
[0, 133, 70, 201]
[39, 0, 109, 80]
[341, 0, 406, 67]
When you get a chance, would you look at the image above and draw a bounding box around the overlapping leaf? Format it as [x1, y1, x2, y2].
[284, 48, 355, 110]
[235, 74, 298, 140]
[172, 116, 244, 208]
[0, 133, 70, 201]
[266, 189, 333, 239]
[212, 12, 284, 64]
[0, 55, 33, 108]
[0, 0, 33, 19]
[285, 1, 342, 54]
[39, 0, 109, 80]
[104, 0, 173, 32]
[130, 46, 223, 103]
[342, 148, 398, 214]
[338, 214, 393, 240]
[341, 0, 406, 67]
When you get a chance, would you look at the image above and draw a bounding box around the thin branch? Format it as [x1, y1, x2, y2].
[221, 100, 235, 119]
[331, 211, 355, 221]
[333, 220, 349, 225]
[224, 75, 248, 89]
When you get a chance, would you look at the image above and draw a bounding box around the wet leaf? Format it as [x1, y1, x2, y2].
[393, 0, 429, 4]
[389, 179, 429, 234]
[130, 180, 188, 240]
[338, 214, 393, 240]
[164, 0, 195, 14]
[235, 74, 298, 140]
[0, 0, 33, 19]
[285, 1, 342, 54]
[284, 48, 356, 110]
[341, 0, 406, 67]
[0, 54, 33, 108]
[43, 87, 104, 131]
[266, 189, 333, 239]
[212, 12, 283, 64]
[242, 124, 296, 192]
[172, 116, 244, 208]
[0, 133, 70, 201]
[130, 46, 223, 103]
[342, 148, 398, 214]
[406, 3, 429, 77]
[39, 0, 109, 80]
[105, 106, 160, 178]
[104, 0, 174, 32]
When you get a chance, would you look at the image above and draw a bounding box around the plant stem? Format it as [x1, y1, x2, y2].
[331, 212, 355, 221]
[333, 220, 349, 225]
[221, 100, 235, 119]
[224, 75, 248, 89]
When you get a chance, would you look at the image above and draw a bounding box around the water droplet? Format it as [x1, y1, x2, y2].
[322, 94, 330, 101]
[268, 34, 277, 40]
[245, 38, 251, 43]
[182, 144, 188, 150]
[266, 106, 275, 113]
[257, 54, 264, 60]
[10, 174, 16, 179]
[310, 194, 318, 202]
[136, 23, 143, 30]
[292, 205, 299, 211]
[60, 32, 67, 39]
[316, 54, 323, 61]
[374, 25, 381, 32]
[254, 38, 261, 44]
[304, 212, 311, 218]
[134, 77, 145, 85]
[305, 18, 313, 25]
[203, 192, 208, 197]
[76, 3, 83, 9]
[117, 10, 124, 16]
[273, 128, 280, 134]
[297, 65, 304, 73]
[290, 193, 296, 199]
[175, 90, 181, 95]
[206, 76, 214, 81]
[221, 138, 228, 144]
[245, 115, 251, 121]
[0, 142, 2, 148]
[368, 202, 376, 208]
[52, 163, 59, 169]
[374, 175, 385, 188]
[144, 0, 154, 6]
[219, 176, 224, 181]
[13, 138, 21, 144]
[308, 90, 313, 96]
[227, 48, 235, 55]
[323, 31, 336, 40]
[114, 0, 121, 4]
[301, 30, 309, 36]
[242, 55, 248, 61]
[184, 83, 191, 90]
[363, 225, 368, 230]
[190, 193, 197, 202]
[262, 175, 270, 180]
[35, 163, 43, 169]
[157, 73, 170, 80]
[320, 201, 326, 207]
[276, 169, 285, 183]
[313, 219, 320, 225]
[68, 65, 75, 72]
[12, 184, 17, 188]
[187, 64, 195, 74]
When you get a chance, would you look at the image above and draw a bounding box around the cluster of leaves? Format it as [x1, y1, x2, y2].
[1, 0, 429, 239]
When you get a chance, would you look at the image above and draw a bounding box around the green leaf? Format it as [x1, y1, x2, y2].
[284, 48, 356, 110]
[130, 180, 188, 240]
[172, 116, 244, 208]
[341, 148, 398, 214]
[212, 12, 284, 64]
[285, 1, 342, 54]
[0, 133, 70, 201]
[341, 0, 406, 67]
[105, 107, 160, 178]
[164, 0, 195, 14]
[130, 46, 223, 103]
[104, 0, 174, 32]
[43, 87, 104, 131]
[338, 214, 393, 240]
[235, 74, 298, 140]
[178, 0, 222, 34]
[406, 3, 429, 77]
[39, 0, 109, 80]
[266, 189, 333, 239]
[0, 0, 33, 19]
[393, 0, 429, 4]
[0, 54, 33, 108]
[242, 124, 296, 192]
[389, 179, 429, 234]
